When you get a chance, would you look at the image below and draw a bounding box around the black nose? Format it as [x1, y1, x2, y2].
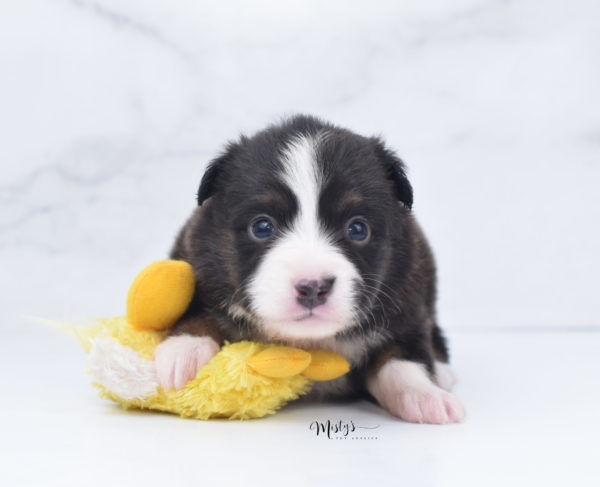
[295, 278, 335, 309]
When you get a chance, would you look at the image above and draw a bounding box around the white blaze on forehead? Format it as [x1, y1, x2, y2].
[279, 135, 323, 242]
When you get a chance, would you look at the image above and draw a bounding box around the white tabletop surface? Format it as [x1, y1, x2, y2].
[2, 323, 598, 487]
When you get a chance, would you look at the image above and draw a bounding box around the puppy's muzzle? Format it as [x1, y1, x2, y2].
[294, 277, 335, 309]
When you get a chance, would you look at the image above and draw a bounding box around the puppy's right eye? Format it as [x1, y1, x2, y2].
[250, 218, 276, 240]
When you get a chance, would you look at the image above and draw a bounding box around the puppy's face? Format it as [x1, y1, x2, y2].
[197, 117, 413, 343]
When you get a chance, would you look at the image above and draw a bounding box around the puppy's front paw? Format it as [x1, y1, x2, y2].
[367, 359, 465, 424]
[387, 387, 465, 424]
[154, 335, 220, 390]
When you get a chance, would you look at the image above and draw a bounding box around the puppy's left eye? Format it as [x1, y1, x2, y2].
[346, 219, 369, 242]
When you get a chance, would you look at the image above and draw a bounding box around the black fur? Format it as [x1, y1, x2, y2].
[170, 114, 449, 401]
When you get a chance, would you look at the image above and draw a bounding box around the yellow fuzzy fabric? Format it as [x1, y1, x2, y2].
[76, 317, 314, 420]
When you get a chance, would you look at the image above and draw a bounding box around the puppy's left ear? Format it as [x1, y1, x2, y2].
[372, 138, 413, 210]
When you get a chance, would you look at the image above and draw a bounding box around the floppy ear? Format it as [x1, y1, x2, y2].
[372, 138, 413, 210]
[197, 141, 240, 206]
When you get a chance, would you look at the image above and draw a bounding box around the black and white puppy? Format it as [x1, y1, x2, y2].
[155, 115, 465, 424]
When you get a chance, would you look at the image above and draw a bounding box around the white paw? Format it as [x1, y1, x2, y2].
[387, 387, 465, 424]
[367, 359, 465, 424]
[154, 335, 220, 391]
[434, 361, 458, 391]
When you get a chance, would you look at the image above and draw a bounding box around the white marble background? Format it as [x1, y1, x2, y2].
[1, 0, 599, 331]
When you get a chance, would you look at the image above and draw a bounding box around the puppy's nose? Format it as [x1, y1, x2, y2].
[294, 278, 335, 309]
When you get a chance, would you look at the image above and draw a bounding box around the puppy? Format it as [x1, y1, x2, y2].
[154, 115, 465, 424]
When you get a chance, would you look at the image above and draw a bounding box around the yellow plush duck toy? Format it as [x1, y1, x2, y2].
[74, 260, 350, 420]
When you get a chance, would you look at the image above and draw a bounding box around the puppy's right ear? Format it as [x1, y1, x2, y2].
[197, 141, 240, 206]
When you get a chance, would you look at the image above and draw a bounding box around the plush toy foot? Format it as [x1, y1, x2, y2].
[127, 260, 196, 331]
[247, 346, 350, 381]
[154, 335, 220, 390]
[247, 347, 312, 378]
[302, 349, 350, 381]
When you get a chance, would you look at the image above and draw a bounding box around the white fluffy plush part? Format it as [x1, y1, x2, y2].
[87, 337, 159, 400]
[247, 134, 361, 340]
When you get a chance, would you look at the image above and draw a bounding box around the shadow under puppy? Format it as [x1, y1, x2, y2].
[155, 115, 465, 424]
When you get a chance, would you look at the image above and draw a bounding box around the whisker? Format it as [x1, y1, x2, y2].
[360, 276, 403, 314]
[360, 281, 402, 315]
